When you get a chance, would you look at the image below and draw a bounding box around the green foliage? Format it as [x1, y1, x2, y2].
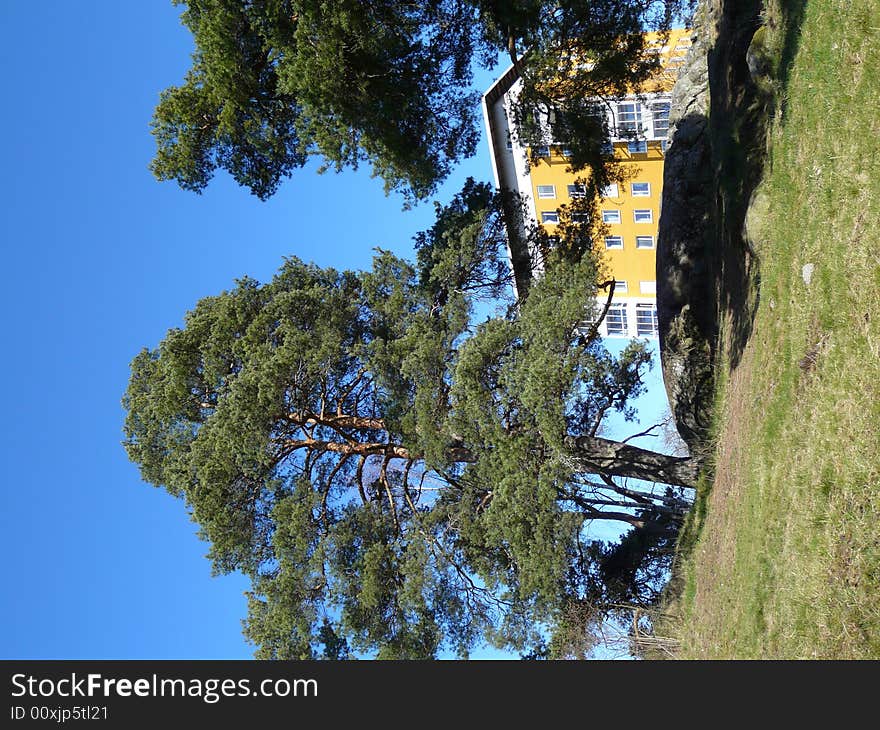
[123, 182, 682, 658]
[151, 0, 690, 200]
[152, 0, 485, 201]
[150, 1, 307, 199]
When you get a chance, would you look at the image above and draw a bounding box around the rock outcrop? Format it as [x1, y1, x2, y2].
[656, 5, 715, 453]
[657, 0, 767, 455]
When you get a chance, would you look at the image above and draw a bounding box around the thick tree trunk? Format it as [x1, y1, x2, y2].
[562, 435, 698, 488]
[280, 412, 698, 489]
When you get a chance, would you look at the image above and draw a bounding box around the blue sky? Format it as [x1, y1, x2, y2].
[0, 2, 669, 660]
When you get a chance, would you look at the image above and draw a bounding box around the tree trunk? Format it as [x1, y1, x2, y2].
[562, 435, 698, 488]
[279, 412, 699, 489]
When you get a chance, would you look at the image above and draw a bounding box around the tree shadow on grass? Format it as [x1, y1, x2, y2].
[657, 0, 809, 451]
[776, 0, 808, 114]
[710, 0, 808, 369]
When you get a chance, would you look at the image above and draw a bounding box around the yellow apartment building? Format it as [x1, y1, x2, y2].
[482, 29, 691, 338]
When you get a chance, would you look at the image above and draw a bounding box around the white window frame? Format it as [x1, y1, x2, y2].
[571, 212, 590, 223]
[636, 235, 655, 249]
[541, 211, 559, 224]
[652, 102, 671, 138]
[604, 236, 623, 250]
[633, 209, 653, 223]
[606, 303, 628, 336]
[631, 182, 651, 197]
[537, 184, 556, 199]
[636, 303, 659, 337]
[568, 183, 588, 198]
[627, 140, 648, 154]
[616, 102, 642, 135]
[600, 183, 619, 198]
[639, 280, 657, 294]
[602, 210, 621, 224]
[613, 280, 628, 293]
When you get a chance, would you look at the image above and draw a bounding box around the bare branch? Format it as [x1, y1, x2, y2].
[380, 454, 400, 532]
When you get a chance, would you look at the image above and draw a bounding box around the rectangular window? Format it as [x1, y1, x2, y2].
[602, 210, 621, 224]
[541, 211, 559, 224]
[652, 102, 671, 138]
[533, 145, 550, 158]
[634, 209, 653, 223]
[636, 235, 655, 249]
[571, 212, 590, 223]
[640, 280, 657, 294]
[568, 184, 588, 198]
[631, 182, 651, 197]
[636, 303, 659, 336]
[627, 140, 648, 154]
[537, 184, 556, 199]
[604, 236, 623, 249]
[606, 303, 628, 336]
[600, 183, 619, 198]
[601, 140, 614, 156]
[661, 139, 669, 153]
[617, 102, 642, 135]
[613, 280, 628, 293]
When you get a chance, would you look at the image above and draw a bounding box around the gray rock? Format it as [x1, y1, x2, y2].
[802, 263, 814, 286]
[656, 3, 715, 453]
[657, 0, 767, 457]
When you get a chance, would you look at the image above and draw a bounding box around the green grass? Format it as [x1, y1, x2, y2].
[666, 0, 880, 658]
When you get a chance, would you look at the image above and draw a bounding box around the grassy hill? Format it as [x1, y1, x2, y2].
[663, 0, 880, 658]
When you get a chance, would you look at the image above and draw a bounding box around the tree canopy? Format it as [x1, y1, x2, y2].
[123, 181, 694, 658]
[150, 0, 692, 202]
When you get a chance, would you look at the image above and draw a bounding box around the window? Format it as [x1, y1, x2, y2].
[537, 184, 556, 199]
[602, 210, 621, 224]
[600, 140, 614, 156]
[533, 145, 550, 158]
[634, 209, 653, 223]
[636, 235, 655, 249]
[661, 139, 669, 153]
[568, 184, 588, 198]
[572, 212, 590, 223]
[600, 183, 619, 198]
[652, 102, 671, 138]
[636, 303, 659, 336]
[640, 280, 657, 294]
[561, 148, 573, 158]
[627, 140, 648, 154]
[631, 182, 651, 197]
[604, 236, 623, 249]
[613, 280, 628, 293]
[541, 211, 559, 224]
[606, 303, 628, 336]
[617, 102, 642, 135]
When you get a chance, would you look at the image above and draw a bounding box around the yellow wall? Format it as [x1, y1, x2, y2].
[528, 140, 666, 300]
[521, 28, 691, 301]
